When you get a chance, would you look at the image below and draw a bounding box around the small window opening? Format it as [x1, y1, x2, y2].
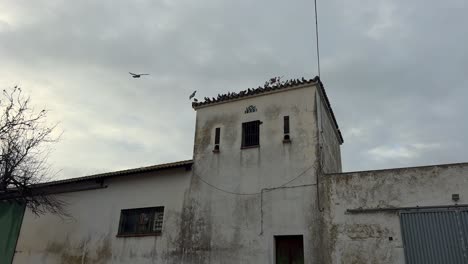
[213, 127, 221, 152]
[283, 116, 291, 142]
[284, 116, 290, 134]
[242, 121, 260, 148]
[118, 206, 164, 237]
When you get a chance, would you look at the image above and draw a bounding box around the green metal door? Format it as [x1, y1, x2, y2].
[0, 201, 25, 264]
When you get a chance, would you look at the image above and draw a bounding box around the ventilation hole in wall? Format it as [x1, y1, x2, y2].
[213, 144, 220, 152]
[388, 237, 393, 241]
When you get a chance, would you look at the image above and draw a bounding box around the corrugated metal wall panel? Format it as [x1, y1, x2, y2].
[459, 211, 468, 259]
[400, 210, 468, 264]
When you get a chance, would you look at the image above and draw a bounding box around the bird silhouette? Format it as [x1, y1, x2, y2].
[189, 91, 197, 100]
[129, 72, 149, 78]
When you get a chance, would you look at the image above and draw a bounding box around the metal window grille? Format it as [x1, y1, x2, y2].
[118, 206, 164, 236]
[242, 121, 260, 147]
[153, 211, 164, 232]
[284, 116, 290, 134]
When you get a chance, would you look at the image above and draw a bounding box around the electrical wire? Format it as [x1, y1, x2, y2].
[193, 164, 316, 196]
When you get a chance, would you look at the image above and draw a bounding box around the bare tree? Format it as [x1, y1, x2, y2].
[0, 86, 66, 216]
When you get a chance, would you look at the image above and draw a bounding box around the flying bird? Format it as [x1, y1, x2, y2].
[189, 91, 197, 100]
[129, 72, 149, 78]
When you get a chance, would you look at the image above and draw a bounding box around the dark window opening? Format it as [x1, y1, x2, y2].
[215, 128, 221, 144]
[283, 116, 291, 142]
[284, 116, 290, 134]
[242, 121, 260, 148]
[214, 127, 220, 152]
[118, 206, 164, 237]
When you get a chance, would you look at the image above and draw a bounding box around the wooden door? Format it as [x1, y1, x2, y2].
[275, 235, 304, 264]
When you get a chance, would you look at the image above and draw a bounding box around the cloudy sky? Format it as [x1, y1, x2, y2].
[0, 0, 467, 178]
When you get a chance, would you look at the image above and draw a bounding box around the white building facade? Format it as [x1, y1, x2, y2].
[9, 77, 468, 264]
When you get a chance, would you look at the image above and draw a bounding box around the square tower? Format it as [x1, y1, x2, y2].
[192, 77, 342, 185]
[182, 77, 342, 263]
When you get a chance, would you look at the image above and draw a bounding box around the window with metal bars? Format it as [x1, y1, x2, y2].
[117, 206, 164, 237]
[242, 121, 260, 148]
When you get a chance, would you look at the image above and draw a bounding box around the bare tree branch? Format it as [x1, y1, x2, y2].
[0, 86, 66, 216]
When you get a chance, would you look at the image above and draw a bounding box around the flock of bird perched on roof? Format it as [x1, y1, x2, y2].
[127, 72, 316, 106]
[190, 76, 318, 106]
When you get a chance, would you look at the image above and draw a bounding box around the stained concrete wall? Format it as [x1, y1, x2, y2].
[322, 163, 468, 264]
[316, 89, 342, 174]
[183, 84, 325, 263]
[13, 167, 192, 264]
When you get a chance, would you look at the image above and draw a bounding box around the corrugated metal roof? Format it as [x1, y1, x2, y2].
[192, 76, 343, 144]
[36, 159, 193, 187]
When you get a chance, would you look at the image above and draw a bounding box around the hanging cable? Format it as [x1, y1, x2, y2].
[314, 0, 321, 77]
[193, 164, 316, 196]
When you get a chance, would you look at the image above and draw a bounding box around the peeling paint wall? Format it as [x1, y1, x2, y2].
[323, 163, 468, 264]
[13, 168, 192, 264]
[184, 84, 325, 263]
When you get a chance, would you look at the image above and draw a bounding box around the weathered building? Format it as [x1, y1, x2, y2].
[322, 163, 468, 264]
[4, 77, 468, 264]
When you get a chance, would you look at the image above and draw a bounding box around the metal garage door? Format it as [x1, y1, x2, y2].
[400, 209, 468, 264]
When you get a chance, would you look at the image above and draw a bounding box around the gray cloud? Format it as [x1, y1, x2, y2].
[0, 0, 467, 178]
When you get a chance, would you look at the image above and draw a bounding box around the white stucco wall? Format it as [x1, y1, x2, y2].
[323, 163, 468, 264]
[183, 84, 325, 263]
[13, 167, 192, 264]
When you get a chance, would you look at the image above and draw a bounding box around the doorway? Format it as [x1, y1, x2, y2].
[275, 235, 304, 264]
